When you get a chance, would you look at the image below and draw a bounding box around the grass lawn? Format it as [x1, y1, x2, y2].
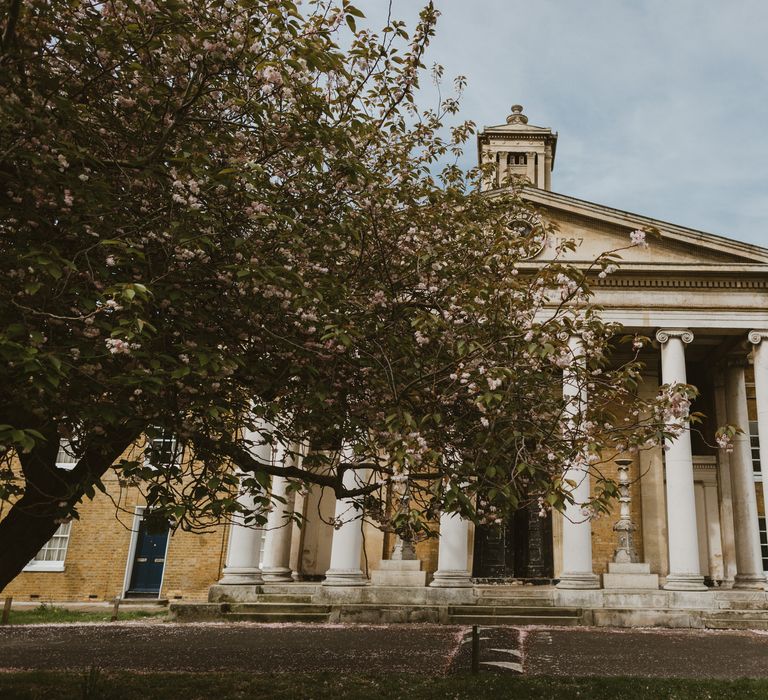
[0, 672, 767, 700]
[4, 604, 167, 625]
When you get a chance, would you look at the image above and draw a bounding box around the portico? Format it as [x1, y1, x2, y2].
[203, 107, 768, 625]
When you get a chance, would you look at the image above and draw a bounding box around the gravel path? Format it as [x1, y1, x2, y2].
[0, 623, 466, 674]
[2, 623, 768, 679]
[522, 626, 768, 679]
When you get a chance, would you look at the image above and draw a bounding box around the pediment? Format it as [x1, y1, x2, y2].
[516, 188, 768, 270]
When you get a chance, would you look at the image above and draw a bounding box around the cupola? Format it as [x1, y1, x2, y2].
[477, 105, 557, 191]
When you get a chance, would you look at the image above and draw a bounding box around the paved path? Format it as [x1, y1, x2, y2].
[1, 623, 768, 678]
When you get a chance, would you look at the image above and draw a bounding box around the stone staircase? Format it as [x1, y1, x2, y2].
[447, 604, 583, 626]
[168, 584, 768, 629]
[170, 595, 332, 623]
[447, 586, 583, 626]
[703, 598, 768, 630]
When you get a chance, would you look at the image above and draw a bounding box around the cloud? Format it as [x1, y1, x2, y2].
[353, 0, 768, 246]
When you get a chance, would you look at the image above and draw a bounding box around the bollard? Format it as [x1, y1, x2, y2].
[110, 596, 120, 622]
[471, 624, 480, 674]
[1, 597, 12, 625]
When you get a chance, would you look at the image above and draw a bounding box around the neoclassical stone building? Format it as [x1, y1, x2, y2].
[7, 107, 768, 625]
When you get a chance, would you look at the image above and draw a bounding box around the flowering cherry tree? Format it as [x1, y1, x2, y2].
[0, 0, 718, 590]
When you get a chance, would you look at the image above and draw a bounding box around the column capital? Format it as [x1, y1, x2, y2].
[656, 329, 694, 345]
[726, 354, 750, 370]
[748, 330, 768, 346]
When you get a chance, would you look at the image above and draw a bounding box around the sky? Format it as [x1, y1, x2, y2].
[355, 0, 768, 248]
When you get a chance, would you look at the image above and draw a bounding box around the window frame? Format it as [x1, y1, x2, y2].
[23, 521, 73, 573]
[55, 439, 78, 471]
[143, 428, 182, 471]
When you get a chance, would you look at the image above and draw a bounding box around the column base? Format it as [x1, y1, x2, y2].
[322, 569, 369, 586]
[733, 574, 767, 590]
[663, 573, 707, 591]
[261, 567, 294, 583]
[429, 570, 473, 588]
[218, 566, 264, 585]
[556, 571, 600, 589]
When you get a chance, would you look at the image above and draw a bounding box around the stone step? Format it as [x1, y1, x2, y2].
[474, 588, 553, 599]
[261, 583, 321, 595]
[451, 605, 581, 617]
[704, 618, 768, 630]
[704, 610, 768, 630]
[475, 597, 554, 607]
[228, 603, 331, 614]
[448, 613, 583, 626]
[224, 612, 330, 623]
[254, 594, 314, 604]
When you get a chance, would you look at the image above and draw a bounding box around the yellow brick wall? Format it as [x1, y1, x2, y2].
[4, 470, 228, 602]
[589, 455, 645, 575]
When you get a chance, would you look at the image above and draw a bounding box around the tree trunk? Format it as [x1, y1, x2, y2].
[0, 494, 63, 592]
[0, 423, 142, 593]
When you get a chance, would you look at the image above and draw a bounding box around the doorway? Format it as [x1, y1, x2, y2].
[126, 512, 170, 597]
[472, 504, 553, 580]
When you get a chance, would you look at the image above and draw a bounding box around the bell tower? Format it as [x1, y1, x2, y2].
[477, 105, 558, 192]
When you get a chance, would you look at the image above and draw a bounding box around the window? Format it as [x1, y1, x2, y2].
[507, 153, 527, 166]
[55, 439, 78, 471]
[23, 522, 72, 572]
[759, 517, 768, 573]
[144, 429, 181, 469]
[750, 420, 761, 476]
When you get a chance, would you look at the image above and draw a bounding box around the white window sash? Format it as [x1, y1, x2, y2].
[23, 522, 72, 572]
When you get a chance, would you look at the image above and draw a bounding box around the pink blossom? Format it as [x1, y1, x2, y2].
[105, 338, 131, 355]
[629, 229, 648, 248]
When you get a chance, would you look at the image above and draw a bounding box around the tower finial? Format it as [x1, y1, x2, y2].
[506, 104, 528, 125]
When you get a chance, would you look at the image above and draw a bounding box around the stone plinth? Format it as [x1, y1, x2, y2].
[370, 559, 428, 587]
[602, 562, 659, 590]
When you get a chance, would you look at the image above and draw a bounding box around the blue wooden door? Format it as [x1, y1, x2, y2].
[128, 516, 169, 595]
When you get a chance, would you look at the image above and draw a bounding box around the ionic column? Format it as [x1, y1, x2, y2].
[557, 334, 599, 589]
[656, 329, 706, 590]
[725, 355, 766, 589]
[430, 512, 472, 587]
[323, 449, 368, 586]
[749, 330, 768, 578]
[261, 444, 303, 582]
[219, 425, 272, 585]
[703, 480, 725, 583]
[714, 371, 738, 586]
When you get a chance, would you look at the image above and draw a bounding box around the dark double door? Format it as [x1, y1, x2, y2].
[472, 504, 553, 580]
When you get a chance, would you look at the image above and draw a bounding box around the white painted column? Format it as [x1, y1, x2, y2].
[714, 372, 738, 586]
[219, 426, 272, 585]
[703, 481, 725, 583]
[694, 482, 709, 577]
[725, 357, 766, 589]
[261, 444, 303, 582]
[430, 512, 472, 587]
[749, 330, 768, 580]
[557, 334, 599, 589]
[656, 329, 706, 590]
[323, 448, 368, 586]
